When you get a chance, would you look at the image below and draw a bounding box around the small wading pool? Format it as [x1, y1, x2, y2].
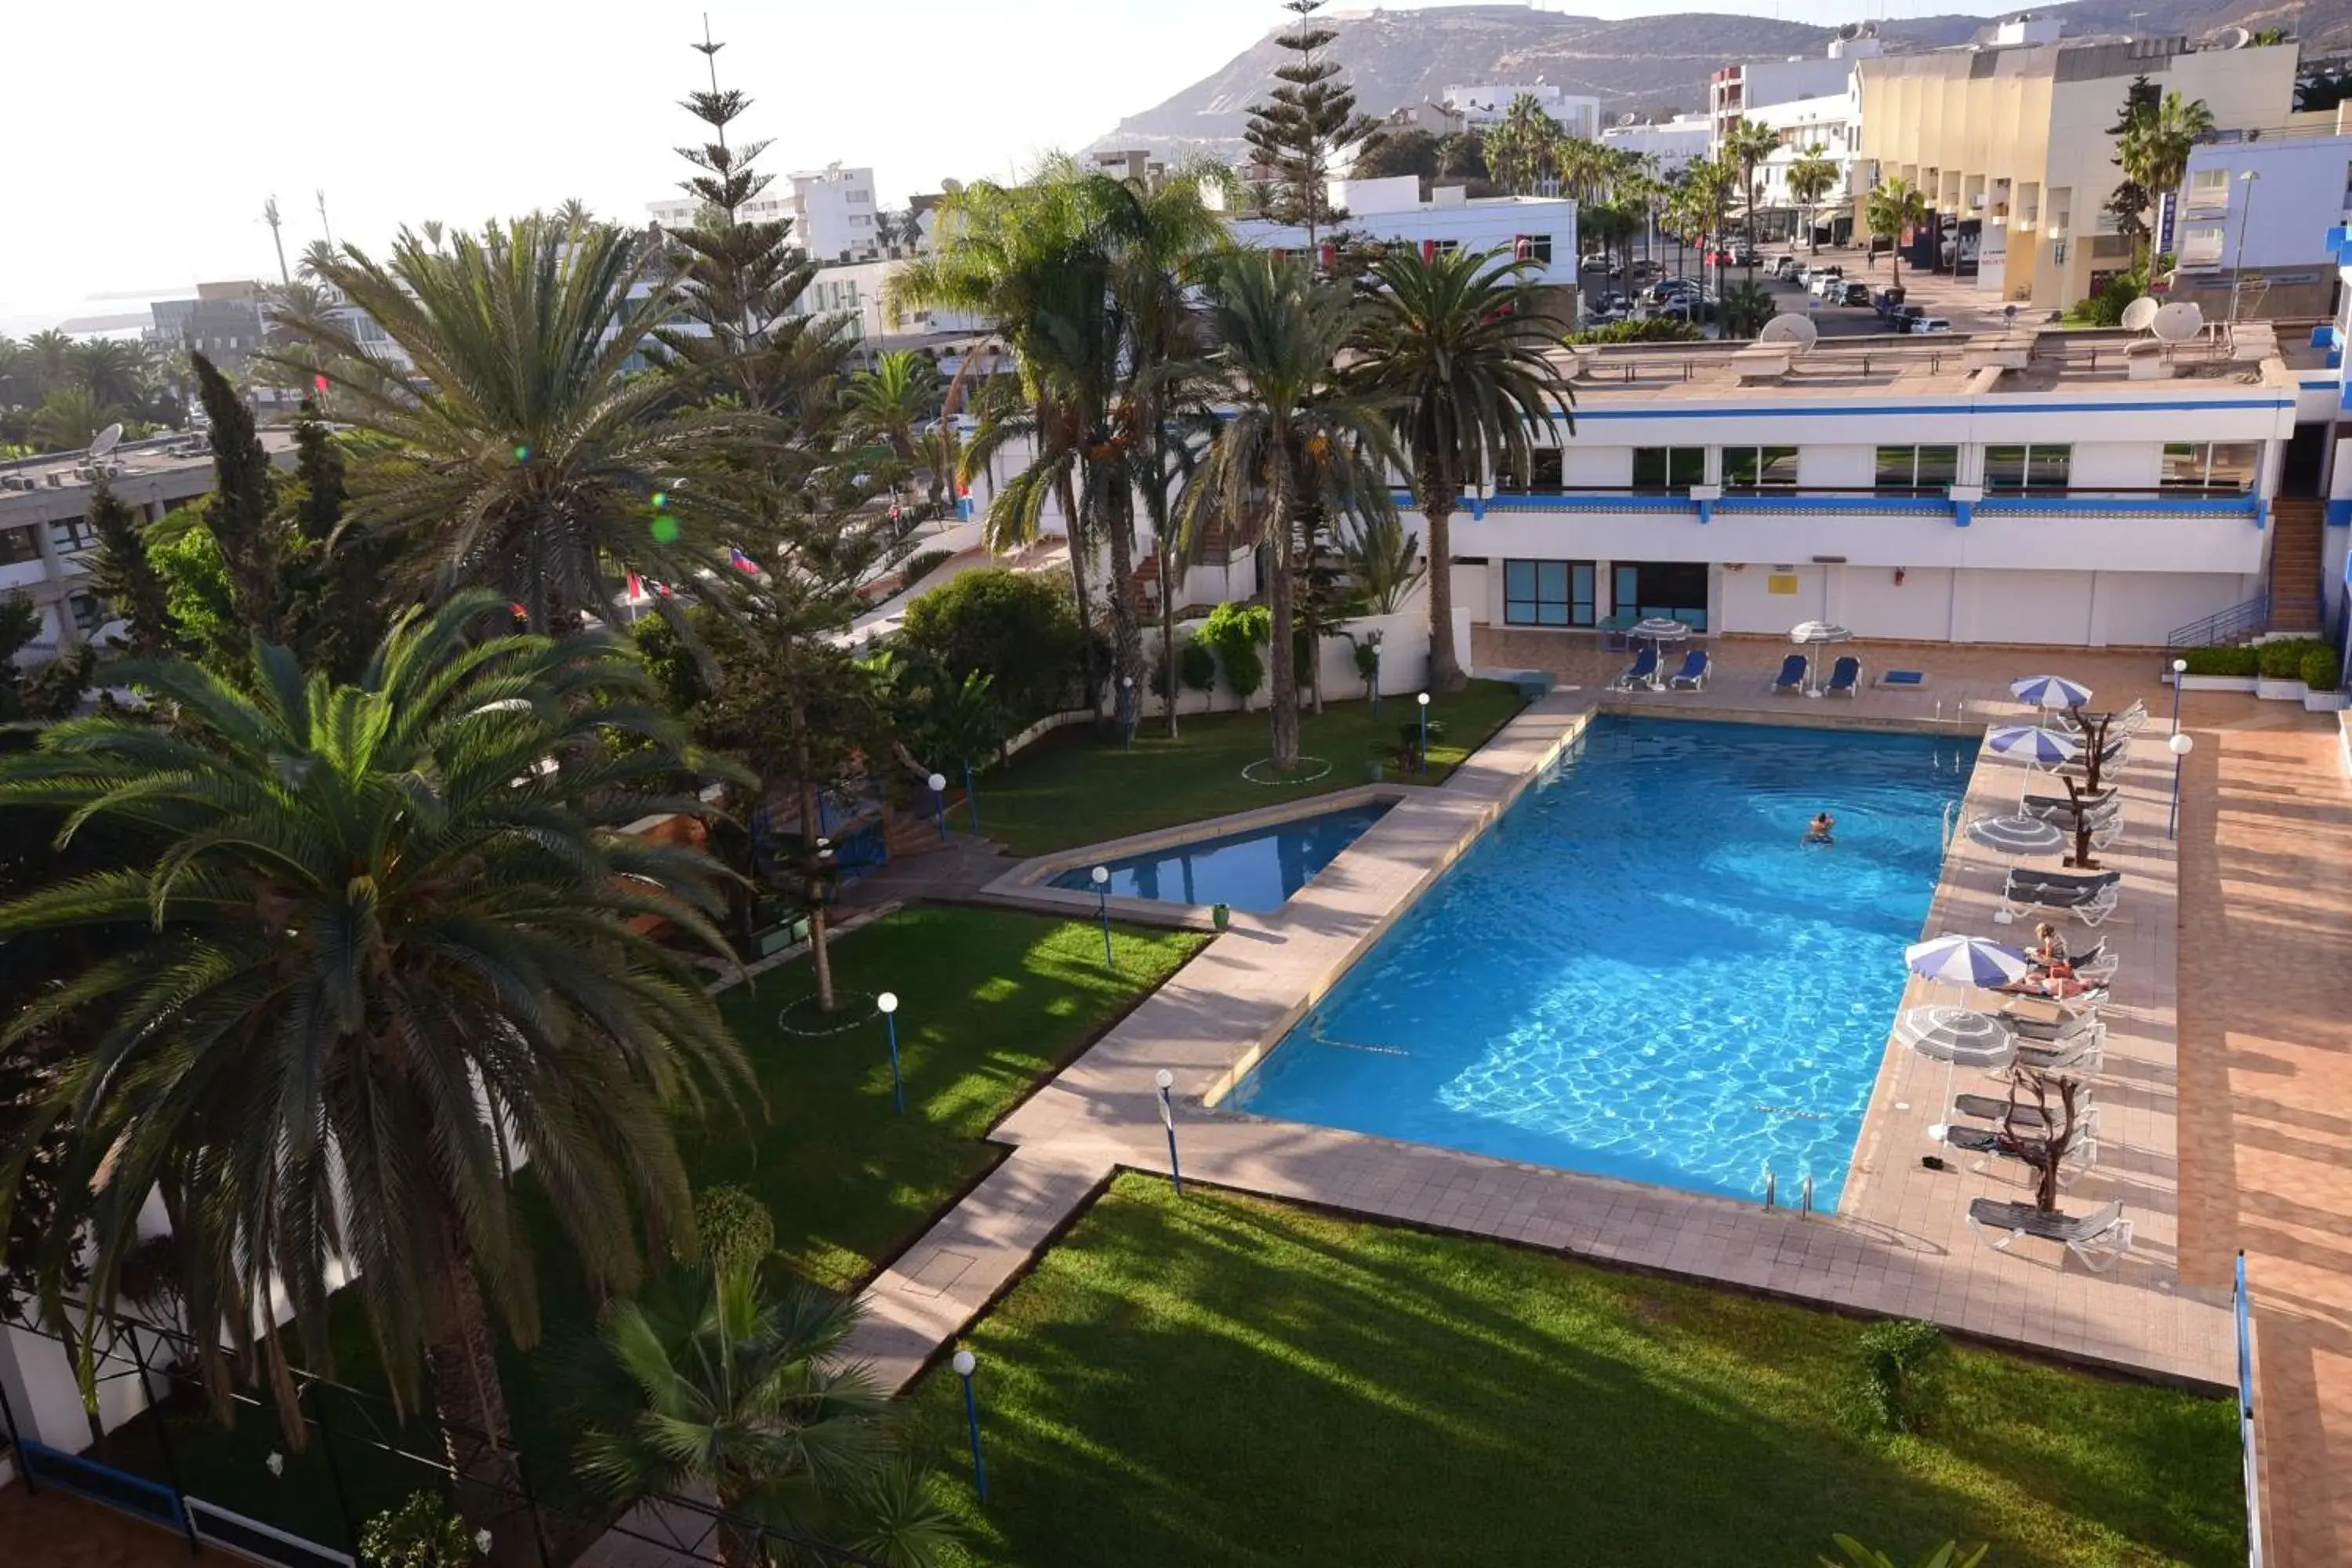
[1234, 718, 1973, 1209]
[1051, 802, 1395, 913]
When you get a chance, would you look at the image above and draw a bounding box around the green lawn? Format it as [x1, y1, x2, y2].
[978, 681, 1530, 856]
[911, 1176, 2242, 1568]
[126, 908, 1203, 1548]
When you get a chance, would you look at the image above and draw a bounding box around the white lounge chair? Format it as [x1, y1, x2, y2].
[1967, 1197, 2133, 1272]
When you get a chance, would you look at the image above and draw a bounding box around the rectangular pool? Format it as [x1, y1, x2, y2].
[1234, 718, 1973, 1209]
[1051, 801, 1394, 913]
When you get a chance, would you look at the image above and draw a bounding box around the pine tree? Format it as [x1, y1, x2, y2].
[84, 481, 177, 656]
[1243, 0, 1382, 245]
[191, 352, 284, 642]
[286, 398, 385, 682]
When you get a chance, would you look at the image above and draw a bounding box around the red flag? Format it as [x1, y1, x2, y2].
[627, 572, 643, 599]
[314, 372, 329, 394]
[729, 546, 760, 575]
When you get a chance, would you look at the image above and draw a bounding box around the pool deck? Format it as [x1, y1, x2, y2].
[836, 638, 2352, 1564]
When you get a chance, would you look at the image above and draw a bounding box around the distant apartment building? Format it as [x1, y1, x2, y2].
[2165, 123, 2352, 319]
[1711, 31, 1878, 145]
[1443, 82, 1601, 140]
[1220, 175, 1578, 290]
[1744, 85, 1868, 243]
[144, 282, 267, 372]
[787, 165, 882, 263]
[1599, 114, 1712, 173]
[645, 192, 793, 230]
[1858, 24, 2299, 310]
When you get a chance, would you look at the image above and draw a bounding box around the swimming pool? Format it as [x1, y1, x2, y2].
[1051, 801, 1395, 913]
[1235, 718, 1973, 1209]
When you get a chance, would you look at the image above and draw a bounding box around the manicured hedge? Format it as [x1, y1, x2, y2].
[2177, 645, 2258, 677]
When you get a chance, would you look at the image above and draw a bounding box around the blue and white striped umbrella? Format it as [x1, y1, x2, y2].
[1905, 934, 2031, 989]
[2010, 673, 2092, 710]
[1986, 724, 2081, 766]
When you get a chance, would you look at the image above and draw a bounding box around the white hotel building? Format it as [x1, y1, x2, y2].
[1431, 325, 2328, 649]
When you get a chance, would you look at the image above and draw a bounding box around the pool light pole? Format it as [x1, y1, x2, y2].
[2169, 731, 2194, 840]
[877, 991, 906, 1114]
[1090, 865, 1115, 968]
[1120, 675, 1138, 752]
[952, 1349, 989, 1502]
[1155, 1069, 1185, 1195]
[927, 771, 949, 843]
[1368, 629, 1385, 717]
[963, 758, 981, 833]
[2170, 657, 2187, 735]
[1416, 691, 1432, 774]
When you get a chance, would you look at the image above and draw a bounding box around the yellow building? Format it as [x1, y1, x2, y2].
[1858, 23, 2298, 310]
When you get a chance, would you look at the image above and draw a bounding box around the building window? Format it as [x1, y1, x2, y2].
[1632, 446, 1704, 492]
[1495, 449, 1564, 493]
[2180, 224, 2227, 267]
[67, 592, 104, 633]
[2186, 168, 2230, 210]
[1984, 444, 2071, 492]
[1515, 233, 1553, 263]
[1431, 238, 1461, 257]
[1612, 561, 1708, 631]
[2161, 441, 2260, 492]
[0, 525, 39, 565]
[1504, 559, 1595, 626]
[1874, 444, 1959, 493]
[49, 515, 98, 554]
[1721, 445, 1798, 490]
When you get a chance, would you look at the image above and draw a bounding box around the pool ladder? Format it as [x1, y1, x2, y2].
[1940, 797, 1962, 851]
[1760, 1163, 1814, 1219]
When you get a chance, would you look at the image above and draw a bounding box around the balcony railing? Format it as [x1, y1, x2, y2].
[1441, 486, 2264, 524]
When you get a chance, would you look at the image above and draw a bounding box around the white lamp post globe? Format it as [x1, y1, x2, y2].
[2171, 658, 2187, 674]
[927, 772, 946, 793]
[953, 1349, 976, 1377]
[1091, 865, 1109, 886]
[1417, 691, 1431, 707]
[1155, 1069, 1174, 1090]
[877, 991, 898, 1014]
[2170, 732, 2195, 757]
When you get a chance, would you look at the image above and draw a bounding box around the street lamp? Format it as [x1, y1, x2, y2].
[1090, 865, 1115, 968]
[1155, 1069, 1185, 1196]
[927, 771, 949, 843]
[2170, 657, 2187, 735]
[877, 991, 906, 1114]
[1367, 628, 1385, 717]
[1416, 691, 1432, 774]
[952, 1349, 989, 1502]
[2168, 731, 2195, 840]
[1120, 675, 1138, 751]
[2228, 169, 2259, 326]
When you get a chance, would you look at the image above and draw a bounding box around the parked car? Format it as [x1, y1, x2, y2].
[1771, 255, 1801, 279]
[1907, 316, 1953, 335]
[1580, 252, 1610, 271]
[1886, 303, 1927, 332]
[1644, 278, 1702, 307]
[1839, 281, 1873, 307]
[1871, 287, 1908, 318]
[1628, 258, 1662, 279]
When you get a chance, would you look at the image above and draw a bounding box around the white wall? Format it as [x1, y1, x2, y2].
[2068, 441, 2161, 490]
[1798, 445, 1875, 488]
[2180, 137, 2352, 273]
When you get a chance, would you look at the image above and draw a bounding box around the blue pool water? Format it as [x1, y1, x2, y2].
[1236, 718, 1973, 1209]
[1051, 802, 1393, 913]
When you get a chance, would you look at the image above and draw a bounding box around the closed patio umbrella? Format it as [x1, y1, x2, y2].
[1789, 622, 1852, 695]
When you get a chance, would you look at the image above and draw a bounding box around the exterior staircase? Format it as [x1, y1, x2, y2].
[2267, 497, 2325, 634]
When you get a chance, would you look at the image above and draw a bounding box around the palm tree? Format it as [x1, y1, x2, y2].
[1785, 146, 1839, 255]
[1181, 253, 1396, 769]
[1682, 157, 1737, 300]
[0, 594, 753, 1561]
[2118, 90, 2216, 269]
[1353, 245, 1573, 694]
[27, 386, 118, 451]
[1484, 93, 1562, 195]
[1724, 118, 1782, 289]
[570, 1256, 954, 1567]
[844, 350, 944, 508]
[271, 218, 760, 630]
[1865, 178, 1929, 289]
[70, 339, 153, 411]
[1718, 280, 1777, 339]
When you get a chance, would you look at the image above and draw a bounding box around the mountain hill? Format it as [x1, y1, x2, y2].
[1098, 0, 2346, 159]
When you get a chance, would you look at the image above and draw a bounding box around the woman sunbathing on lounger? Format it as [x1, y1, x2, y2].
[1998, 968, 2100, 1000]
[1804, 812, 1835, 846]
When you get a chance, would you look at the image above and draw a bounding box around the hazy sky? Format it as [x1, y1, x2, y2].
[2, 0, 2013, 333]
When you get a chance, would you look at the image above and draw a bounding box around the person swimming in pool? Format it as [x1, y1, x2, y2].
[1804, 811, 1835, 846]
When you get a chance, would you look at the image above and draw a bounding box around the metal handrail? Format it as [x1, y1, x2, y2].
[2168, 593, 2271, 648]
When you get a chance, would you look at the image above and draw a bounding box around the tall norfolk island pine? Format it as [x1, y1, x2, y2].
[1243, 0, 1382, 243]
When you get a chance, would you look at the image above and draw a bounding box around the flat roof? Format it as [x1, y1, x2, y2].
[0, 428, 299, 493]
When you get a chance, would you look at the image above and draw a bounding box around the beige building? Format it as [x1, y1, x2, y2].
[1858, 23, 2298, 311]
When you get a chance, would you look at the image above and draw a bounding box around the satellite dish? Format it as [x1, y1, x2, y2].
[2214, 25, 2252, 47]
[1758, 313, 1820, 350]
[89, 423, 123, 460]
[2120, 296, 2161, 333]
[2151, 300, 2205, 342]
[1619, 111, 1640, 127]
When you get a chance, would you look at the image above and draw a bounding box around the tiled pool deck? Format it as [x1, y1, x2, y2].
[828, 639, 2351, 1566]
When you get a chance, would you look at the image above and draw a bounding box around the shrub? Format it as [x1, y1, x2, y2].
[1200, 601, 1270, 708]
[899, 546, 953, 589]
[1565, 316, 1703, 345]
[2302, 645, 2342, 691]
[899, 568, 1085, 721]
[2258, 637, 2332, 680]
[1178, 637, 1218, 702]
[691, 1185, 776, 1279]
[359, 1493, 474, 1567]
[2178, 644, 2259, 678]
[2066, 269, 2146, 328]
[1851, 1319, 1948, 1433]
